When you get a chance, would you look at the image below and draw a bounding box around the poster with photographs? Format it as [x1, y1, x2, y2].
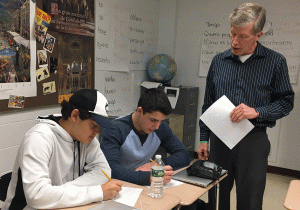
[43, 33, 56, 53]
[37, 49, 48, 67]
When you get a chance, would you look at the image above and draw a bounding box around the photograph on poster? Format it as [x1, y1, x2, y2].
[34, 7, 51, 43]
[36, 66, 50, 82]
[35, 24, 46, 43]
[43, 81, 56, 95]
[50, 57, 58, 74]
[55, 33, 94, 95]
[37, 49, 48, 67]
[8, 95, 25, 108]
[43, 33, 56, 53]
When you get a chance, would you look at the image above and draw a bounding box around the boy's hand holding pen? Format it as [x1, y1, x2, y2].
[101, 170, 123, 200]
[149, 158, 174, 184]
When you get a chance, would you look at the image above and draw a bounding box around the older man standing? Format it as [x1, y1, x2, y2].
[198, 3, 294, 210]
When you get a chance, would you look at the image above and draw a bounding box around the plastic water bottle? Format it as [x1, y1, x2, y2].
[150, 154, 165, 198]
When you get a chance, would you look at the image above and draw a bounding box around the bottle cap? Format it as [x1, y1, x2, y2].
[155, 154, 161, 159]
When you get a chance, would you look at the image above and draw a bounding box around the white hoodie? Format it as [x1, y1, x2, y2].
[3, 115, 111, 210]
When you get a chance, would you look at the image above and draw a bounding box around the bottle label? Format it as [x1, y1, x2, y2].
[152, 169, 164, 177]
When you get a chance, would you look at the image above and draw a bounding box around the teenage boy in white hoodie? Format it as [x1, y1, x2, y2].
[3, 89, 123, 210]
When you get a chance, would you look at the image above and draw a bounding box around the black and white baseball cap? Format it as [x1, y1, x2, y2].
[69, 89, 114, 129]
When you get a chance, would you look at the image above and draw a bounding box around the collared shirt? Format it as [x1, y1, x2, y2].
[200, 42, 295, 143]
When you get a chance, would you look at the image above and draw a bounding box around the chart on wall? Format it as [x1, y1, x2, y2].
[95, 0, 159, 72]
[259, 14, 300, 84]
[0, 0, 36, 100]
[198, 18, 231, 77]
[96, 71, 134, 116]
[199, 15, 300, 84]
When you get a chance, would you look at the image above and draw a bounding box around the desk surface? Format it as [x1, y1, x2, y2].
[54, 182, 180, 210]
[53, 161, 227, 209]
[165, 168, 227, 205]
[284, 180, 300, 210]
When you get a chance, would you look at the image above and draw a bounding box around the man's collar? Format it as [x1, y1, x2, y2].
[222, 41, 266, 60]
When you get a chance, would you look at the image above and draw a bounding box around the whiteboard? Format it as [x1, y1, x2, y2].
[95, 0, 159, 72]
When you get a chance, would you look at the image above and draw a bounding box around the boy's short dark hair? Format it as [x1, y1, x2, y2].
[138, 88, 172, 116]
[60, 101, 92, 121]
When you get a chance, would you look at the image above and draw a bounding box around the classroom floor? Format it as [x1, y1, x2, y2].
[0, 173, 295, 209]
[200, 172, 295, 210]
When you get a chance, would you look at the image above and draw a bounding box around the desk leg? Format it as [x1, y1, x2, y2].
[207, 185, 217, 210]
[172, 204, 181, 210]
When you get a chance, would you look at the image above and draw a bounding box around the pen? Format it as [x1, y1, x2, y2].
[102, 170, 112, 181]
[149, 158, 160, 166]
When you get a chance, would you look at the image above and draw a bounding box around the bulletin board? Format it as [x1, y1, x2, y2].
[0, 0, 95, 112]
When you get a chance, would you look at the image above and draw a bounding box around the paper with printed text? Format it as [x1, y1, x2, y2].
[200, 95, 254, 149]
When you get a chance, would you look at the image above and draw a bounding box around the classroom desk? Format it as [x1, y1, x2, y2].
[165, 173, 227, 206]
[52, 161, 227, 210]
[284, 180, 300, 210]
[166, 164, 228, 206]
[53, 181, 181, 210]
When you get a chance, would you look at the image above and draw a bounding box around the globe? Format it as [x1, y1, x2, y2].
[147, 54, 177, 84]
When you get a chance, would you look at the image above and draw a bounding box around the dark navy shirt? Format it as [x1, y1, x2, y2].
[200, 42, 295, 142]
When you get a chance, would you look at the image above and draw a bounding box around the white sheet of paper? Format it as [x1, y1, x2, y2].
[114, 187, 143, 207]
[200, 95, 254, 149]
[163, 179, 184, 189]
[146, 179, 184, 189]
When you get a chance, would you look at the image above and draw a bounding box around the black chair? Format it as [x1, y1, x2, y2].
[0, 172, 12, 202]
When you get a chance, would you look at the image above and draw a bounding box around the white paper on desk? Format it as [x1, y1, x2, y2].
[200, 95, 254, 149]
[163, 179, 184, 189]
[146, 179, 184, 189]
[114, 187, 143, 207]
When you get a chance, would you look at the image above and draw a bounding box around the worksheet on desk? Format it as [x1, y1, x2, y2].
[163, 179, 184, 189]
[200, 95, 254, 149]
[113, 187, 143, 207]
[146, 179, 184, 189]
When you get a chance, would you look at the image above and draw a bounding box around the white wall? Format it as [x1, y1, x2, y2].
[0, 106, 61, 176]
[158, 0, 300, 171]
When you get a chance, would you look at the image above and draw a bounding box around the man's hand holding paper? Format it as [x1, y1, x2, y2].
[200, 95, 254, 149]
[230, 103, 259, 123]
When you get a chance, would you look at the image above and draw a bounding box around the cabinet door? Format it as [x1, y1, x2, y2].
[183, 113, 197, 135]
[185, 89, 198, 113]
[183, 132, 196, 157]
[183, 132, 195, 151]
[173, 87, 199, 115]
